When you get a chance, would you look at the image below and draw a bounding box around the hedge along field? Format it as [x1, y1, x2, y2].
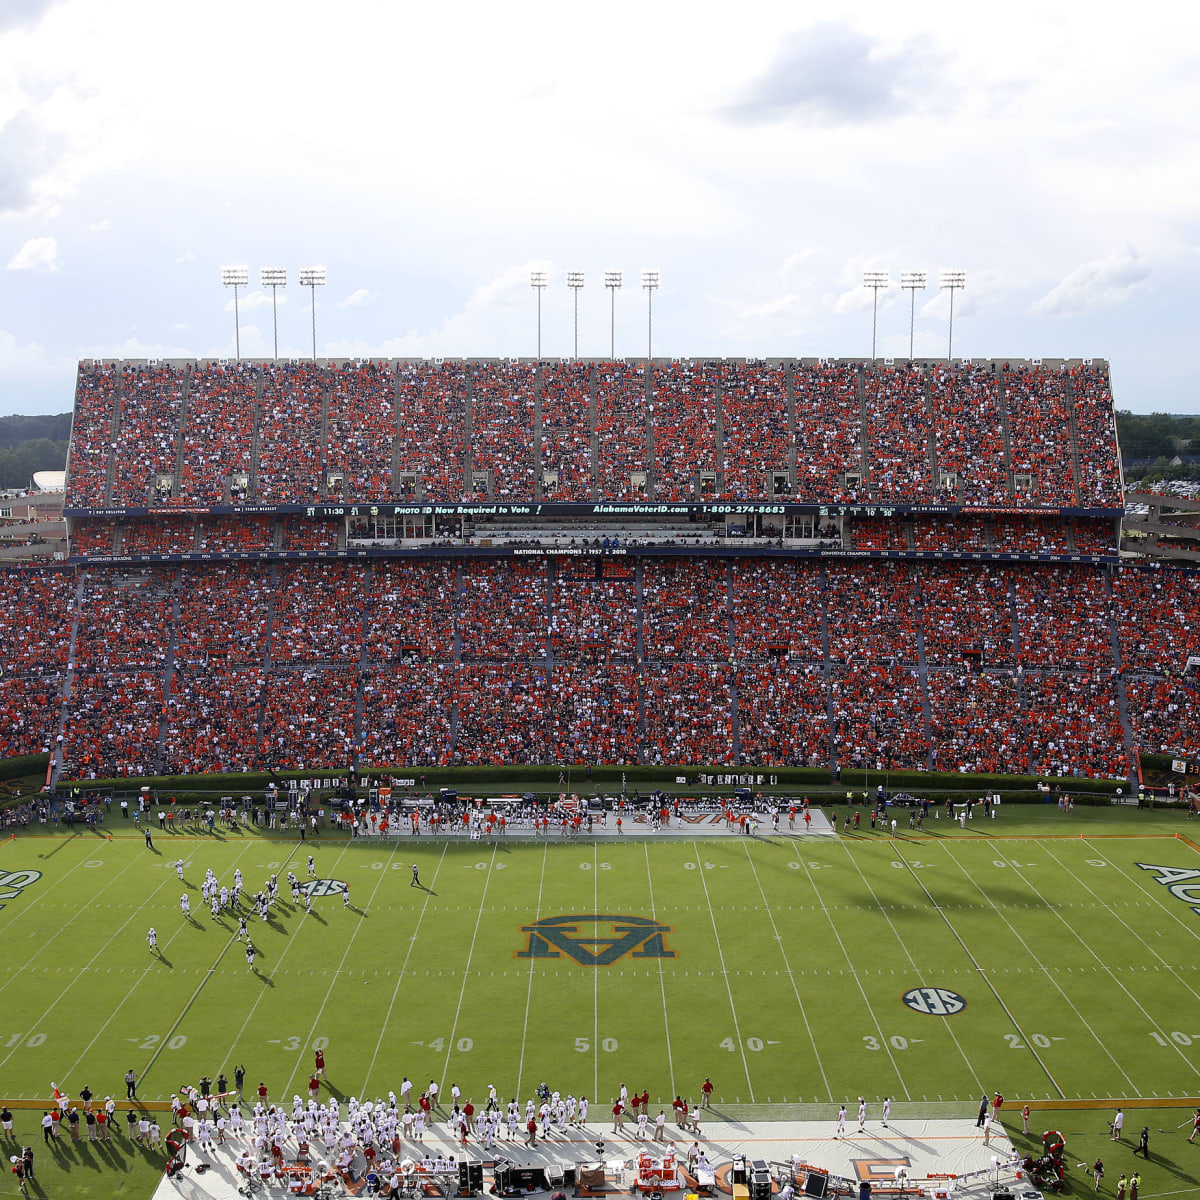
[2, 807, 1199, 1120]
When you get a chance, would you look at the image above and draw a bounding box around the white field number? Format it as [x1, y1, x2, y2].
[3, 1033, 46, 1048]
[135, 1034, 187, 1050]
[787, 862, 831, 870]
[574, 1037, 618, 1052]
[578, 863, 611, 870]
[427, 1037, 474, 1052]
[720, 1037, 766, 1052]
[1150, 1031, 1194, 1046]
[863, 1035, 910, 1051]
[1005, 1034, 1053, 1048]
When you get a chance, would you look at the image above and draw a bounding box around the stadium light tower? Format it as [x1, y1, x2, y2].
[530, 270, 548, 359]
[566, 271, 585, 359]
[299, 266, 326, 361]
[899, 271, 927, 360]
[939, 270, 967, 361]
[604, 270, 622, 359]
[863, 270, 890, 359]
[641, 269, 660, 359]
[221, 265, 249, 360]
[260, 267, 287, 361]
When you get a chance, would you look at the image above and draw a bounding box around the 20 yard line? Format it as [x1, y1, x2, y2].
[740, 843, 829, 1102]
[282, 838, 402, 1100]
[361, 842, 449, 1094]
[937, 841, 1138, 1094]
[514, 841, 549, 1099]
[692, 841, 755, 1102]
[643, 842, 676, 1099]
[439, 843, 498, 1089]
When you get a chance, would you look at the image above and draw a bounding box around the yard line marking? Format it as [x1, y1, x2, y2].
[936, 841, 1138, 1094]
[61, 839, 261, 1083]
[691, 841, 755, 1102]
[515, 841, 549, 1099]
[440, 843, 498, 1089]
[593, 839, 599, 1102]
[787, 837, 910, 1100]
[643, 841, 677, 1099]
[740, 842, 829, 1102]
[283, 838, 402, 1100]
[361, 842, 448, 1094]
[0, 843, 187, 1076]
[889, 844, 1060, 1097]
[216, 840, 347, 1081]
[0, 841, 150, 1001]
[1012, 843, 1200, 1083]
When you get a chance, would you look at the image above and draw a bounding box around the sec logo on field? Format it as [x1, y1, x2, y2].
[901, 986, 966, 1016]
[298, 879, 349, 899]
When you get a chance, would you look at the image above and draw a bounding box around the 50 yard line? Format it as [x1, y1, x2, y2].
[643, 841, 676, 1100]
[514, 841, 549, 1099]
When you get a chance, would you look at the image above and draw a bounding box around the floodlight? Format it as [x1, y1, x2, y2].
[641, 270, 660, 359]
[221, 266, 249, 359]
[299, 266, 326, 360]
[260, 268, 287, 360]
[566, 272, 585, 358]
[939, 271, 967, 361]
[604, 271, 623, 358]
[863, 271, 890, 359]
[900, 272, 927, 360]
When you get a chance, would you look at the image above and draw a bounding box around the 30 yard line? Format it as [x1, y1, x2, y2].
[514, 841, 549, 1099]
[740, 842, 829, 1102]
[787, 838, 910, 1099]
[215, 840, 345, 1082]
[839, 841, 983, 1094]
[691, 841, 755, 1102]
[936, 841, 1138, 1094]
[439, 843, 498, 1089]
[282, 838, 402, 1099]
[643, 841, 676, 1099]
[360, 842, 448, 1094]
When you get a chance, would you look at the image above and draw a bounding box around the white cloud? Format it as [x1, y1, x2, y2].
[223, 289, 285, 313]
[1030, 245, 1151, 317]
[339, 288, 375, 309]
[89, 217, 109, 232]
[175, 252, 197, 263]
[6, 235, 58, 272]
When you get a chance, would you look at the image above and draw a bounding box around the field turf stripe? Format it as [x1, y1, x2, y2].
[514, 840, 548, 1099]
[644, 841, 677, 1100]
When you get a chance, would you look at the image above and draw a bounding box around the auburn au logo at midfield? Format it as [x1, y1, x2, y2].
[517, 915, 676, 965]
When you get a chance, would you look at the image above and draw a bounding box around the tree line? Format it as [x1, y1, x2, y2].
[0, 414, 72, 490]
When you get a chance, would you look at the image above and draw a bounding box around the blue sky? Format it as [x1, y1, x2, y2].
[0, 0, 1196, 416]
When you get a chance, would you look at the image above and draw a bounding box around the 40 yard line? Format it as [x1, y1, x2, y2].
[692, 841, 755, 1102]
[360, 842, 449, 1095]
[643, 841, 677, 1099]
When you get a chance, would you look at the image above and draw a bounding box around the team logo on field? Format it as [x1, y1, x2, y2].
[517, 915, 676, 965]
[298, 879, 349, 899]
[901, 987, 966, 1016]
[0, 869, 42, 913]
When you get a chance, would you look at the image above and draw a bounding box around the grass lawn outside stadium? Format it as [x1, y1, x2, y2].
[2, 801, 1200, 1199]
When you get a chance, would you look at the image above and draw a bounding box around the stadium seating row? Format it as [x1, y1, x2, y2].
[4, 559, 1195, 777]
[65, 359, 1122, 509]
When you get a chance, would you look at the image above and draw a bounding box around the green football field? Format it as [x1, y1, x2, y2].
[3, 810, 1200, 1118]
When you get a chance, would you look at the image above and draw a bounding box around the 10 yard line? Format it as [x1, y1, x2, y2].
[360, 842, 449, 1094]
[691, 841, 755, 1102]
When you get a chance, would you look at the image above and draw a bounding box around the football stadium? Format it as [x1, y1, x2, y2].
[1, 353, 1199, 1200]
